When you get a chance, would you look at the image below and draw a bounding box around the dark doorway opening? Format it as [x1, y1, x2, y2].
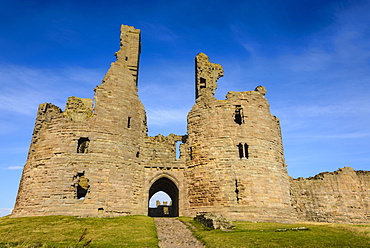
[148, 177, 179, 217]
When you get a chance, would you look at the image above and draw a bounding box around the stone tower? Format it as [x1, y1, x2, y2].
[12, 25, 149, 217]
[184, 53, 296, 222]
[12, 25, 369, 223]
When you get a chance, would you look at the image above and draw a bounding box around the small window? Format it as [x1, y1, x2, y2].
[127, 117, 131, 128]
[200, 77, 206, 88]
[176, 141, 182, 160]
[237, 143, 244, 158]
[237, 143, 249, 159]
[235, 179, 240, 203]
[234, 105, 244, 125]
[244, 143, 249, 159]
[77, 138, 90, 153]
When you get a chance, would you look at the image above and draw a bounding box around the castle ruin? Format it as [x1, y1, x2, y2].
[12, 25, 370, 223]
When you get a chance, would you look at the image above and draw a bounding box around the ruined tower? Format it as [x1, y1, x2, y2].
[12, 25, 369, 223]
[185, 53, 296, 222]
[12, 25, 149, 217]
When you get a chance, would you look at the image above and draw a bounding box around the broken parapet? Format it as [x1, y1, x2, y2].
[194, 212, 233, 231]
[64, 96, 94, 121]
[195, 53, 224, 100]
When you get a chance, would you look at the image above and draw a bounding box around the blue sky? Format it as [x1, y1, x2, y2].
[1, 0, 369, 216]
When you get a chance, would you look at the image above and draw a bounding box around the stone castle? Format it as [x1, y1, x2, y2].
[12, 25, 370, 223]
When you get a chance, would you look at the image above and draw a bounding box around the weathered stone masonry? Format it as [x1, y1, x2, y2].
[291, 167, 370, 223]
[12, 25, 369, 223]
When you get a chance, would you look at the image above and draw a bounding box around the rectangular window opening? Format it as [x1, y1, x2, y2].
[237, 143, 249, 159]
[176, 141, 182, 160]
[237, 143, 244, 158]
[234, 105, 244, 125]
[235, 179, 240, 203]
[244, 143, 249, 159]
[127, 117, 131, 128]
[77, 137, 90, 153]
[200, 77, 206, 89]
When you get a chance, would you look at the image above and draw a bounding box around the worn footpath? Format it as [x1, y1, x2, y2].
[154, 218, 205, 248]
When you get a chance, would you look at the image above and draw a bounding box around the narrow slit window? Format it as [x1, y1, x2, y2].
[235, 179, 240, 203]
[176, 141, 182, 160]
[200, 77, 206, 88]
[237, 143, 244, 158]
[127, 117, 131, 128]
[77, 138, 90, 153]
[244, 143, 249, 159]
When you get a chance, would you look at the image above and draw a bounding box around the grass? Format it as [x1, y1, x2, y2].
[1, 215, 369, 247]
[0, 215, 158, 247]
[178, 217, 370, 248]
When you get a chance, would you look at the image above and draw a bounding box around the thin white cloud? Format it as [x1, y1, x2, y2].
[6, 166, 23, 170]
[139, 63, 193, 135]
[140, 22, 179, 41]
[0, 208, 12, 217]
[288, 132, 370, 140]
[276, 97, 369, 124]
[228, 1, 370, 81]
[0, 64, 104, 116]
[146, 108, 188, 127]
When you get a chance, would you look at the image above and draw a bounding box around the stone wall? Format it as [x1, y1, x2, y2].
[291, 167, 370, 223]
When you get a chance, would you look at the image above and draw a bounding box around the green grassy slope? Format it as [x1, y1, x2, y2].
[2, 215, 370, 248]
[179, 217, 370, 248]
[0, 215, 158, 247]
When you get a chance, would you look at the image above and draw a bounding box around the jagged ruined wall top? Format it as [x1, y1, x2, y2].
[195, 53, 224, 100]
[114, 25, 141, 84]
[92, 25, 147, 136]
[64, 96, 93, 121]
[95, 25, 141, 96]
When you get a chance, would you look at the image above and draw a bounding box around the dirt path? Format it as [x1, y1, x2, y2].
[154, 218, 205, 248]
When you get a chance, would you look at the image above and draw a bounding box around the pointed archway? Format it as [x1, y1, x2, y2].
[148, 177, 179, 217]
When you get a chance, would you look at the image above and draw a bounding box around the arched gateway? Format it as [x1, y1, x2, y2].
[148, 177, 179, 217]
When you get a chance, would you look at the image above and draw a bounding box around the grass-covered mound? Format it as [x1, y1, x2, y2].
[179, 217, 370, 248]
[0, 215, 158, 247]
